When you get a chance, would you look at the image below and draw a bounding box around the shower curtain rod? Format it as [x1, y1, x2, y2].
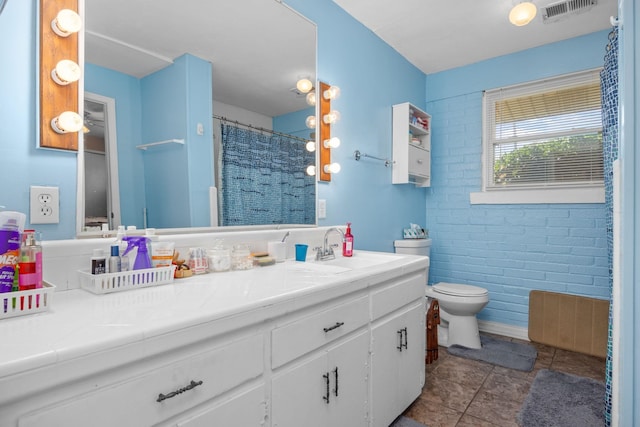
[213, 115, 308, 143]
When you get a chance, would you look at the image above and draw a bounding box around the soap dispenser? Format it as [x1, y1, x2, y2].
[343, 222, 354, 257]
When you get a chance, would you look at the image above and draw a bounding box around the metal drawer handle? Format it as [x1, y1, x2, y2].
[397, 327, 408, 351]
[323, 322, 344, 333]
[156, 380, 203, 403]
[323, 372, 330, 404]
[416, 159, 423, 164]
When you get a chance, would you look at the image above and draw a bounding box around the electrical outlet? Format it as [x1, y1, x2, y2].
[318, 199, 327, 219]
[30, 185, 60, 224]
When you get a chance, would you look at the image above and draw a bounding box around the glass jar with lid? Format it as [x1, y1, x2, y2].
[207, 244, 231, 272]
[231, 244, 253, 270]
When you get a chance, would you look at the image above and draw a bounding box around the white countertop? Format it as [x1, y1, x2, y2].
[0, 251, 428, 386]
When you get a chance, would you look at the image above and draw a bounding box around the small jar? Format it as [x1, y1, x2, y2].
[208, 247, 231, 272]
[231, 244, 253, 270]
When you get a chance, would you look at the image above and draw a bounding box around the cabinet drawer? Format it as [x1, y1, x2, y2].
[271, 295, 368, 369]
[371, 273, 426, 320]
[19, 334, 264, 427]
[407, 145, 430, 178]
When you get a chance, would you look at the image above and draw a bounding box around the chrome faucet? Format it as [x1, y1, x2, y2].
[315, 227, 345, 261]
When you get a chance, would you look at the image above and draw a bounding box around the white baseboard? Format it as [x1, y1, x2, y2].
[478, 320, 529, 341]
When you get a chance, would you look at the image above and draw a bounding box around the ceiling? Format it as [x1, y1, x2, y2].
[83, 0, 617, 120]
[332, 0, 617, 74]
[84, 0, 316, 118]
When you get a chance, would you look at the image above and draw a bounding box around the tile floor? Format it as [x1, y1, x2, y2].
[402, 333, 606, 427]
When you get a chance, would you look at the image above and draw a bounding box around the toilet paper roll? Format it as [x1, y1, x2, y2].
[268, 241, 287, 262]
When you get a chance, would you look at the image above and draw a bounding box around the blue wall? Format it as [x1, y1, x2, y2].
[286, 0, 429, 252]
[424, 31, 610, 327]
[140, 54, 214, 228]
[0, 0, 76, 240]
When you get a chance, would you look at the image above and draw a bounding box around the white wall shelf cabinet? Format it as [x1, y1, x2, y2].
[392, 102, 432, 187]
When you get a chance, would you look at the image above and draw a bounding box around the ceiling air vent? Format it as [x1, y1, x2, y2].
[542, 0, 597, 23]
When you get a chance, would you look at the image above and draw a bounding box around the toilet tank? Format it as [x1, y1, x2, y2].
[394, 238, 432, 257]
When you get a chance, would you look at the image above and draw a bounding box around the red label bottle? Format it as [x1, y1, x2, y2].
[343, 223, 354, 257]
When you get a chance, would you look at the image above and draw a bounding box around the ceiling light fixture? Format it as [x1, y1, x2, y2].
[509, 2, 537, 26]
[296, 78, 313, 94]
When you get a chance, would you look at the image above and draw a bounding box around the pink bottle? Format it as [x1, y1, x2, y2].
[342, 223, 354, 257]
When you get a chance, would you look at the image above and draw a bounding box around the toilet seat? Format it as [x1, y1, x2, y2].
[433, 282, 488, 297]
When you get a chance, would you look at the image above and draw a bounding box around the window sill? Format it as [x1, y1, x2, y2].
[469, 187, 604, 204]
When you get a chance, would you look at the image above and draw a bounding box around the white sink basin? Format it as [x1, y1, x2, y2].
[310, 251, 401, 271]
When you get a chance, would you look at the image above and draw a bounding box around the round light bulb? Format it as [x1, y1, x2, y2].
[51, 59, 81, 85]
[323, 85, 341, 100]
[323, 137, 341, 149]
[306, 141, 316, 152]
[323, 162, 341, 174]
[323, 110, 341, 124]
[509, 2, 537, 26]
[306, 91, 316, 106]
[296, 78, 313, 94]
[305, 115, 316, 129]
[51, 111, 83, 134]
[306, 165, 316, 176]
[51, 9, 82, 37]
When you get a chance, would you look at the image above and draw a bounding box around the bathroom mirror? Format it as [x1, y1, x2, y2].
[79, 0, 316, 234]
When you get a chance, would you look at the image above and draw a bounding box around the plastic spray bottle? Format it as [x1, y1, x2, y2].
[122, 236, 152, 270]
[343, 222, 354, 257]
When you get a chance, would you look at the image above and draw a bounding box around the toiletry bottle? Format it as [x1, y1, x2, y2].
[91, 249, 107, 274]
[19, 230, 42, 309]
[343, 222, 354, 257]
[0, 214, 22, 296]
[115, 225, 129, 271]
[108, 244, 121, 273]
[122, 236, 152, 270]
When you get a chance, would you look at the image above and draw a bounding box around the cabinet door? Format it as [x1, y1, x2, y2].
[370, 301, 425, 427]
[271, 330, 369, 427]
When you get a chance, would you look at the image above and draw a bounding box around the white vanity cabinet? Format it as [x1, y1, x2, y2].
[0, 250, 429, 427]
[392, 102, 432, 187]
[370, 273, 427, 427]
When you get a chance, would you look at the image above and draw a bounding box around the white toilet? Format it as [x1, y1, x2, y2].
[394, 239, 489, 350]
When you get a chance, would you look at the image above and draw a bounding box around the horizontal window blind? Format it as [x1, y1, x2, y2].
[483, 69, 603, 190]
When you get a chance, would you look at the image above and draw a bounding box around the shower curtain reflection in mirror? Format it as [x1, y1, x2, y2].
[220, 123, 315, 226]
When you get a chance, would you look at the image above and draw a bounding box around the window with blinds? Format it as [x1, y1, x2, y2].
[483, 69, 603, 191]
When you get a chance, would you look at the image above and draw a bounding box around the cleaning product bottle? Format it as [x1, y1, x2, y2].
[115, 225, 129, 271]
[122, 236, 152, 270]
[343, 222, 354, 257]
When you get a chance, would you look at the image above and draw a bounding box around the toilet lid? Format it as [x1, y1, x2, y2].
[433, 282, 488, 297]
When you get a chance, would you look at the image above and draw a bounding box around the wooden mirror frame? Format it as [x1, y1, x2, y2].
[40, 0, 80, 151]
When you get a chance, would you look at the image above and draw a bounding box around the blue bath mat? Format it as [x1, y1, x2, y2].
[517, 369, 605, 427]
[447, 334, 537, 371]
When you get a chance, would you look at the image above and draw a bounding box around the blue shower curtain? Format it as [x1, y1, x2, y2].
[601, 25, 618, 427]
[220, 123, 315, 226]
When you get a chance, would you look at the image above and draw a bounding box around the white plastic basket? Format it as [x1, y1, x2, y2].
[0, 282, 56, 319]
[79, 265, 177, 295]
